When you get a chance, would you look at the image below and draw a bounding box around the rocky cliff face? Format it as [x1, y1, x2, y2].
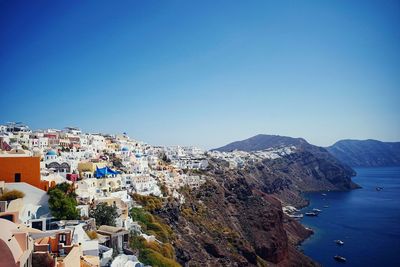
[158, 164, 317, 266]
[212, 134, 359, 205]
[155, 136, 359, 266]
[253, 147, 359, 205]
[327, 139, 400, 167]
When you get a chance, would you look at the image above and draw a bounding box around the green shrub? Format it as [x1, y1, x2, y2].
[48, 188, 79, 220]
[130, 207, 173, 242]
[48, 182, 77, 197]
[145, 241, 175, 259]
[130, 207, 154, 225]
[130, 235, 178, 265]
[130, 235, 146, 250]
[90, 203, 118, 227]
[147, 222, 172, 243]
[131, 193, 163, 211]
[139, 248, 181, 267]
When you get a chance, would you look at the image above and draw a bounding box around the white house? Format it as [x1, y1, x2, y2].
[89, 134, 106, 152]
[3, 182, 50, 224]
[131, 175, 161, 196]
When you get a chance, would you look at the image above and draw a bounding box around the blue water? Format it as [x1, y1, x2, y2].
[300, 167, 400, 267]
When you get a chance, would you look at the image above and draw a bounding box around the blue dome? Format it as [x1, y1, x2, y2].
[121, 147, 129, 152]
[135, 153, 142, 158]
[46, 150, 57, 156]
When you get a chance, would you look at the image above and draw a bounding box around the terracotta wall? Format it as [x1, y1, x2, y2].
[0, 157, 48, 191]
[0, 239, 18, 267]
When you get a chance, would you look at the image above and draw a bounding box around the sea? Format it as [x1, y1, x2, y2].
[300, 167, 400, 267]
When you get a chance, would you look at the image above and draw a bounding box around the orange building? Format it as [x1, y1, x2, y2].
[0, 156, 50, 191]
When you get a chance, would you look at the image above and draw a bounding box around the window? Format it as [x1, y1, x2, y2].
[59, 233, 66, 244]
[32, 221, 43, 231]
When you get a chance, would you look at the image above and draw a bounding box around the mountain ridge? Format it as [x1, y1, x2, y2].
[326, 139, 400, 167]
[212, 134, 311, 152]
[211, 134, 359, 202]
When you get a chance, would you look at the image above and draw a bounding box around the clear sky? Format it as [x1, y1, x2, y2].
[1, 0, 399, 149]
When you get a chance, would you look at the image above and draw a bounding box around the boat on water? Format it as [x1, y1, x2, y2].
[334, 255, 347, 262]
[335, 240, 344, 245]
[312, 208, 322, 213]
[376, 187, 383, 191]
[289, 214, 303, 219]
[305, 212, 318, 217]
[322, 193, 327, 196]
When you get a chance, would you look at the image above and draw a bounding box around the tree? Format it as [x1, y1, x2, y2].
[90, 203, 118, 227]
[50, 182, 76, 197]
[0, 189, 25, 201]
[48, 183, 79, 220]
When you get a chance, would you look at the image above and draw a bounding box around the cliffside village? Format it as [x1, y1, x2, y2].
[0, 123, 301, 267]
[0, 123, 208, 267]
[209, 146, 297, 169]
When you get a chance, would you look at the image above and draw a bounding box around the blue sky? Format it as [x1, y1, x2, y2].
[1, 0, 399, 149]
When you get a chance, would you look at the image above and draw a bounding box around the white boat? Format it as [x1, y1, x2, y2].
[289, 214, 304, 219]
[335, 240, 344, 245]
[334, 255, 346, 262]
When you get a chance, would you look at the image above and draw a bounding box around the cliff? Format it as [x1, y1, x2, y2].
[212, 134, 358, 205]
[156, 150, 357, 266]
[153, 135, 359, 266]
[327, 139, 400, 167]
[158, 164, 318, 266]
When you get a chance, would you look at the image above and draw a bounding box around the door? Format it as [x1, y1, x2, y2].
[15, 173, 21, 182]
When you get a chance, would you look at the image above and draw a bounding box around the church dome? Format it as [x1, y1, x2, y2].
[46, 150, 57, 156]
